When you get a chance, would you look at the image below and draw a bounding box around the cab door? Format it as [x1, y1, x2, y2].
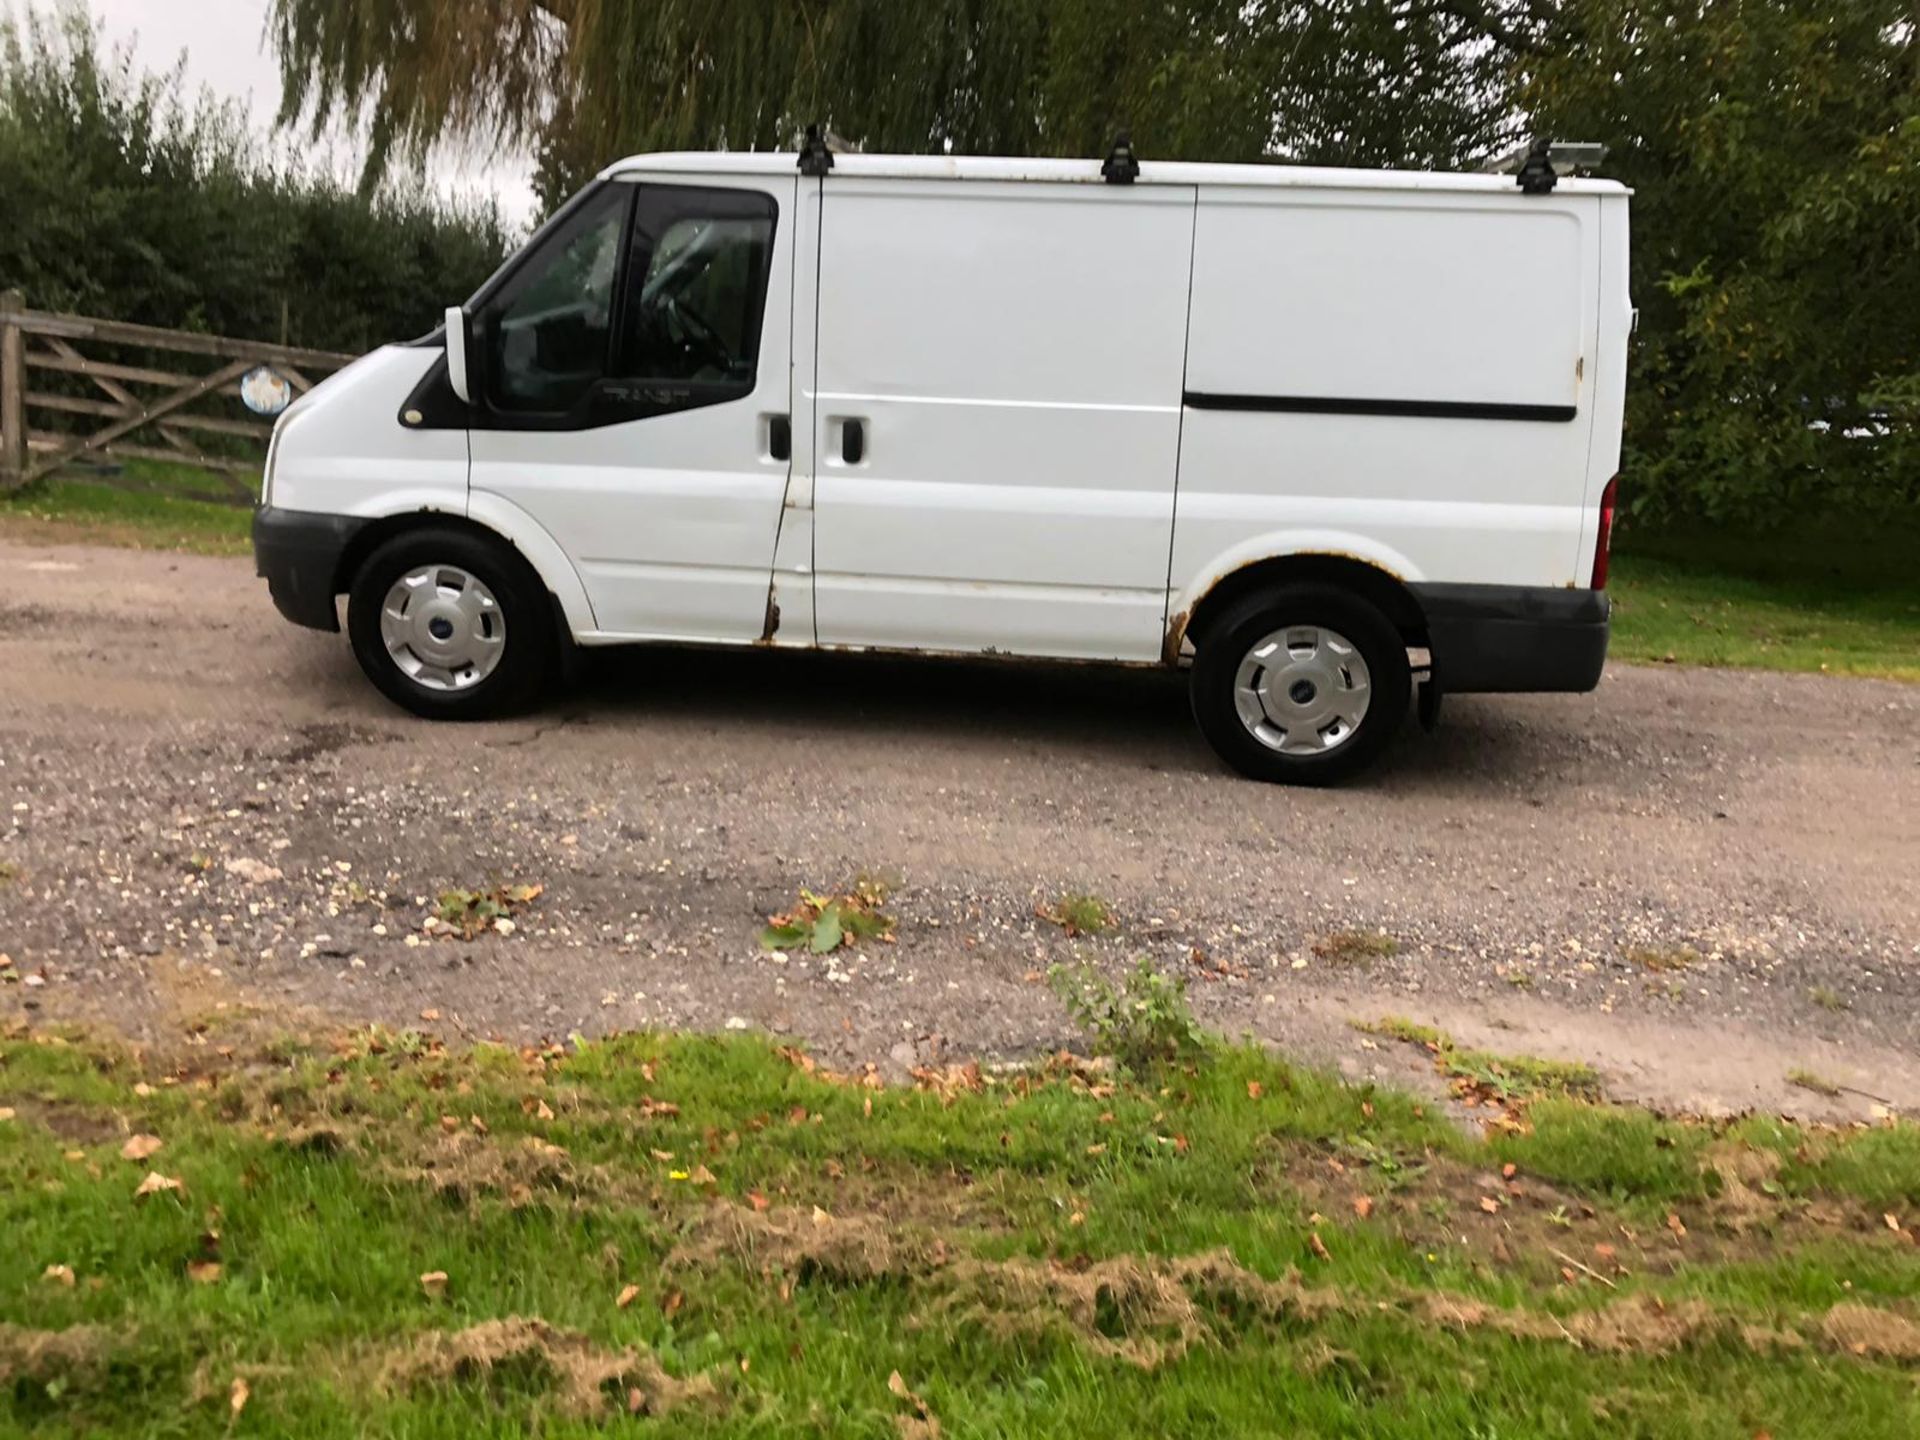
[466, 175, 796, 641]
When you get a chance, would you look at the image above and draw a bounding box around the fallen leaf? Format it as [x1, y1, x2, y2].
[1886, 1213, 1903, 1233]
[133, 1082, 154, 1098]
[121, 1134, 164, 1162]
[133, 1171, 183, 1202]
[747, 1190, 770, 1212]
[616, 1283, 641, 1309]
[1501, 1162, 1518, 1179]
[536, 1100, 555, 1121]
[419, 1270, 449, 1299]
[1479, 1196, 1501, 1214]
[1246, 1081, 1264, 1100]
[230, 1377, 250, 1417]
[662, 1290, 684, 1316]
[187, 1261, 222, 1284]
[1667, 1212, 1688, 1239]
[651, 1149, 676, 1162]
[43, 1264, 76, 1287]
[688, 1164, 717, 1185]
[1352, 1195, 1374, 1219]
[1594, 1243, 1617, 1262]
[1085, 1143, 1107, 1156]
[1308, 1233, 1331, 1260]
[468, 1115, 489, 1135]
[420, 1008, 440, 1022]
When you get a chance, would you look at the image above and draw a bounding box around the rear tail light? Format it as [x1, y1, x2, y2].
[1590, 475, 1619, 589]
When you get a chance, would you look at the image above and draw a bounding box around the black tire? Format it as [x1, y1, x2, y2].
[1189, 583, 1411, 785]
[346, 526, 553, 720]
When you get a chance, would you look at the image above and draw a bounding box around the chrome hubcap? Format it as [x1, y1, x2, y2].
[1233, 626, 1372, 756]
[378, 564, 506, 691]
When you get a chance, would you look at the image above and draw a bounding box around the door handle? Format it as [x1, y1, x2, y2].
[766, 413, 791, 462]
[842, 418, 866, 466]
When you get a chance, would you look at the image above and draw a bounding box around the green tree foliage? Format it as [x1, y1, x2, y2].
[270, 0, 1524, 206]
[1524, 0, 1920, 523]
[0, 8, 510, 352]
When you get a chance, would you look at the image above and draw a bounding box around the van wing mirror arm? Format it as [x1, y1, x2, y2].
[444, 305, 472, 404]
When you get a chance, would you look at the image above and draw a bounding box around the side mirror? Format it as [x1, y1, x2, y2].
[444, 305, 472, 404]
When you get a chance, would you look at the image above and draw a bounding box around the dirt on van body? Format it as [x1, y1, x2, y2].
[1, 536, 1917, 1117]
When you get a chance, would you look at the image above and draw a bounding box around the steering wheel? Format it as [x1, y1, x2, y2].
[663, 297, 733, 374]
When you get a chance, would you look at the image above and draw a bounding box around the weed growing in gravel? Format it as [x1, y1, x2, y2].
[1313, 930, 1398, 965]
[1050, 956, 1206, 1072]
[1788, 1068, 1844, 1098]
[433, 881, 543, 939]
[1626, 944, 1699, 973]
[761, 880, 896, 955]
[1038, 892, 1115, 938]
[1808, 986, 1850, 1013]
[0, 860, 15, 883]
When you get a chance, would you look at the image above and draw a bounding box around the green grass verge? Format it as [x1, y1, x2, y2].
[0, 461, 253, 556]
[1610, 521, 1920, 681]
[4, 1021, 1919, 1436]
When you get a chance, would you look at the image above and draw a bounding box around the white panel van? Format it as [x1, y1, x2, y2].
[253, 141, 1630, 784]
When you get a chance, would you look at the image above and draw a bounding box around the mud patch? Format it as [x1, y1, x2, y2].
[0, 1324, 114, 1384]
[935, 1249, 1341, 1369]
[379, 1132, 587, 1209]
[1822, 1303, 1920, 1361]
[381, 1316, 717, 1418]
[668, 1200, 944, 1282]
[0, 1095, 123, 1146]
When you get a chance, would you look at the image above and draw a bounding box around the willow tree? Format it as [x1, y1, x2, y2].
[269, 0, 1531, 206]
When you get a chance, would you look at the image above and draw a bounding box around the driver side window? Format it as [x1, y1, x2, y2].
[479, 182, 776, 423]
[616, 192, 775, 389]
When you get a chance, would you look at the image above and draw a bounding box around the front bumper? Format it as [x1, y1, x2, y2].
[1411, 583, 1610, 694]
[252, 506, 368, 632]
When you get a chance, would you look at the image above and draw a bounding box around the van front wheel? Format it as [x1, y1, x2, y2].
[1189, 584, 1410, 785]
[346, 527, 551, 720]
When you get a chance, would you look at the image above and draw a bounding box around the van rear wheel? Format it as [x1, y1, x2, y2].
[1189, 584, 1410, 785]
[347, 527, 551, 720]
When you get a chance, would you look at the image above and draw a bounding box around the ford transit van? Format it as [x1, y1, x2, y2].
[253, 141, 1628, 784]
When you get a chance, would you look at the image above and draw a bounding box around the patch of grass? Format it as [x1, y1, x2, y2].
[0, 860, 16, 884]
[5, 1024, 1920, 1437]
[1788, 1068, 1844, 1099]
[1037, 891, 1115, 938]
[0, 461, 255, 556]
[1313, 929, 1399, 965]
[759, 880, 896, 955]
[1808, 986, 1851, 1013]
[1626, 944, 1698, 973]
[1610, 521, 1920, 682]
[1049, 956, 1206, 1072]
[1358, 1016, 1605, 1109]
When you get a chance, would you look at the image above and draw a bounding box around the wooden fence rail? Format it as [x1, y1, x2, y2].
[0, 290, 358, 502]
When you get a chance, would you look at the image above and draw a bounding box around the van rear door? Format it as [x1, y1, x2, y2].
[808, 177, 1196, 661]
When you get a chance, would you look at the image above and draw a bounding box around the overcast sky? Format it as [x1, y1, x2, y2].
[11, 0, 543, 225]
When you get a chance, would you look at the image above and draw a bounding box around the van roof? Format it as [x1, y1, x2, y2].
[601, 150, 1629, 197]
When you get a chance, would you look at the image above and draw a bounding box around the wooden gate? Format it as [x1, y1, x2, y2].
[0, 290, 358, 501]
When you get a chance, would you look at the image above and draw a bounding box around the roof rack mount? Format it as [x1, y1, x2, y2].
[1490, 138, 1608, 194]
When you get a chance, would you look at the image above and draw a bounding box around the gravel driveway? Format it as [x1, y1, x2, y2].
[3, 535, 1917, 1117]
